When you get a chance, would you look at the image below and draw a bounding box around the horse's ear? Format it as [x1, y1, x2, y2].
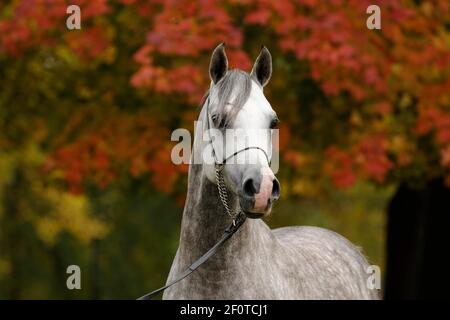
[209, 43, 228, 84]
[251, 46, 272, 87]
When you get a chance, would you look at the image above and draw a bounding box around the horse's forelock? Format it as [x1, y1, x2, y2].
[206, 69, 252, 128]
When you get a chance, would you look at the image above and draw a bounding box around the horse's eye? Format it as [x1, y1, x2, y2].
[270, 117, 279, 129]
[211, 114, 226, 128]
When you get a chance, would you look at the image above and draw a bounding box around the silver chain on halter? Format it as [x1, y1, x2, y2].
[215, 164, 240, 224]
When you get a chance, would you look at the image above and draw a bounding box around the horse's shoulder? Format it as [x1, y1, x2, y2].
[273, 225, 350, 242]
[271, 226, 379, 299]
[272, 225, 369, 266]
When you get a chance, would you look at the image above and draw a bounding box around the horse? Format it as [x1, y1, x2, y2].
[163, 43, 379, 300]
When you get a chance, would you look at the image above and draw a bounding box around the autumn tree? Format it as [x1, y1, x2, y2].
[0, 0, 449, 298]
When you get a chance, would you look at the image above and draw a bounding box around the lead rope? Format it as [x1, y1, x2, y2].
[137, 164, 246, 300]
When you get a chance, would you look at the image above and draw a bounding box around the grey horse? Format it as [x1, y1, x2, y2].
[163, 44, 379, 300]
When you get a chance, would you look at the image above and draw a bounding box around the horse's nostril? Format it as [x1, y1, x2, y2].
[243, 178, 257, 197]
[272, 178, 280, 200]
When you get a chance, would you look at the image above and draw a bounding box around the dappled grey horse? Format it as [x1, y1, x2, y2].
[163, 44, 379, 299]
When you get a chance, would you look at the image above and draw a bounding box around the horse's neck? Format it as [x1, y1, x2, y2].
[178, 163, 266, 266]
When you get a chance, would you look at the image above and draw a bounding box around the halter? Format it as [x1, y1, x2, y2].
[205, 96, 272, 224]
[137, 97, 272, 300]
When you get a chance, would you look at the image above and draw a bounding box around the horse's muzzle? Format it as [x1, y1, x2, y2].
[238, 166, 280, 218]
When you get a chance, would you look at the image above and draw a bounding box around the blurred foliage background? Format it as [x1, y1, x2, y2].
[0, 0, 449, 298]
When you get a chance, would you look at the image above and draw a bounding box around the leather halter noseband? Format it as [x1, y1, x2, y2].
[137, 97, 271, 300]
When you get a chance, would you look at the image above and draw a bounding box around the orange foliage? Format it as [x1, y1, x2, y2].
[2, 0, 450, 192]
